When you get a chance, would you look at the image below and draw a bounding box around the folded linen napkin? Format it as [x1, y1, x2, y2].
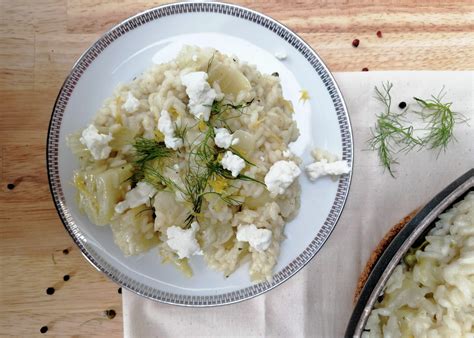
[123, 71, 474, 338]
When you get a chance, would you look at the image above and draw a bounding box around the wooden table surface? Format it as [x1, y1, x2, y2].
[1, 0, 473, 336]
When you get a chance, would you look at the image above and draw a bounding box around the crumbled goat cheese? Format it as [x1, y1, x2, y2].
[306, 159, 351, 181]
[274, 51, 287, 60]
[221, 151, 245, 177]
[282, 149, 292, 158]
[79, 124, 113, 160]
[122, 92, 140, 112]
[264, 160, 301, 195]
[214, 128, 239, 149]
[192, 54, 198, 62]
[166, 221, 203, 259]
[311, 147, 340, 163]
[180, 71, 217, 121]
[114, 182, 157, 214]
[157, 110, 183, 150]
[236, 224, 272, 252]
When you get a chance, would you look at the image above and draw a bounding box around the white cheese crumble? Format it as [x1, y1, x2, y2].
[79, 124, 113, 160]
[114, 182, 157, 214]
[306, 159, 351, 181]
[264, 160, 301, 195]
[274, 51, 287, 60]
[282, 149, 292, 158]
[214, 128, 239, 149]
[166, 221, 203, 259]
[180, 71, 217, 121]
[157, 110, 183, 150]
[236, 224, 272, 252]
[192, 54, 198, 62]
[311, 147, 339, 163]
[122, 92, 140, 113]
[220, 151, 245, 177]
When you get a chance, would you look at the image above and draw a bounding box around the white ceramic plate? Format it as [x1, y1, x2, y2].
[47, 2, 353, 306]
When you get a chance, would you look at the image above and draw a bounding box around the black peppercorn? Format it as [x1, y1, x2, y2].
[40, 326, 48, 334]
[352, 39, 360, 47]
[7, 183, 15, 190]
[105, 309, 116, 319]
[46, 287, 55, 295]
[398, 101, 407, 109]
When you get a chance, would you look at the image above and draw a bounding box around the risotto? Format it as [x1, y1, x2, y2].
[67, 46, 301, 282]
[363, 191, 474, 338]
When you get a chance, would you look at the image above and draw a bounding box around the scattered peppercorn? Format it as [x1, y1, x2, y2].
[271, 72, 279, 77]
[105, 309, 116, 319]
[352, 39, 360, 48]
[118, 287, 122, 294]
[376, 30, 383, 38]
[362, 67, 369, 72]
[398, 101, 407, 109]
[46, 287, 55, 295]
[40, 326, 48, 334]
[62, 248, 69, 255]
[63, 275, 70, 282]
[7, 183, 15, 190]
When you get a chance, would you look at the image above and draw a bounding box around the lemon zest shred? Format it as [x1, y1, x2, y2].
[299, 89, 310, 103]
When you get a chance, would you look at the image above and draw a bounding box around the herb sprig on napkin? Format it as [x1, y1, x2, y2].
[368, 82, 468, 177]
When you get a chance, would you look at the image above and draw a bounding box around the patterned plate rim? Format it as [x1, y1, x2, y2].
[46, 1, 354, 307]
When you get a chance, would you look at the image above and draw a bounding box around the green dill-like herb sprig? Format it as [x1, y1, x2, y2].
[174, 123, 188, 144]
[189, 122, 216, 165]
[228, 147, 256, 166]
[142, 165, 179, 191]
[180, 111, 263, 227]
[209, 99, 254, 130]
[133, 137, 172, 166]
[127, 96, 260, 228]
[129, 137, 172, 184]
[368, 83, 468, 178]
[182, 169, 209, 227]
[206, 161, 263, 185]
[414, 87, 467, 151]
[368, 82, 423, 177]
[210, 99, 254, 117]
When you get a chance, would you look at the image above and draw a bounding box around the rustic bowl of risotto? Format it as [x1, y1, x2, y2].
[347, 169, 474, 337]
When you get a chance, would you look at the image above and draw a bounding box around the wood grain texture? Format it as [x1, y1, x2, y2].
[0, 0, 473, 336]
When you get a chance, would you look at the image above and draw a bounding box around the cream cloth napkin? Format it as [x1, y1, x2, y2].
[123, 71, 474, 338]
